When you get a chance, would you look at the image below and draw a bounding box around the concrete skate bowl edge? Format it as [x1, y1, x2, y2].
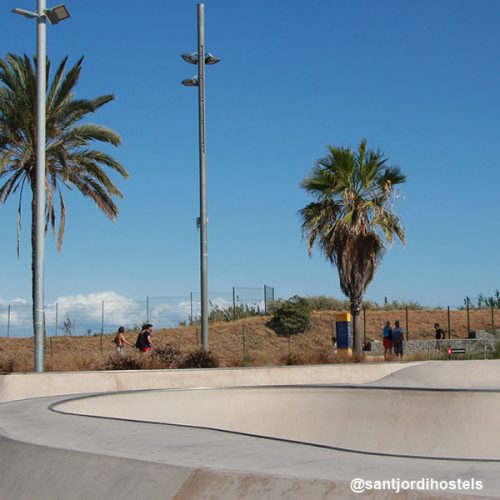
[51, 383, 500, 461]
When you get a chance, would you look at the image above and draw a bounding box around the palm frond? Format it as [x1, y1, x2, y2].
[300, 138, 406, 300]
[0, 53, 128, 254]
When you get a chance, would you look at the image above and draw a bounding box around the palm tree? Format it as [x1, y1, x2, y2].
[0, 54, 128, 335]
[300, 138, 406, 355]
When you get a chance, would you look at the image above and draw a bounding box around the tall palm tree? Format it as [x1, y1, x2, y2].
[300, 138, 406, 355]
[0, 53, 128, 335]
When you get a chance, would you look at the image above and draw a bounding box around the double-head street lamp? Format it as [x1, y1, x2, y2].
[12, 1, 70, 373]
[181, 3, 220, 351]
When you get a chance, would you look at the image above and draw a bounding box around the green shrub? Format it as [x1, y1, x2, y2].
[184, 303, 262, 326]
[268, 295, 424, 314]
[302, 296, 349, 311]
[268, 295, 311, 337]
[209, 303, 261, 322]
[175, 348, 220, 369]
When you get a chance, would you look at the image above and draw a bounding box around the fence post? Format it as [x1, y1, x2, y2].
[7, 304, 11, 338]
[232, 286, 236, 321]
[242, 323, 246, 357]
[492, 303, 495, 333]
[363, 306, 366, 346]
[466, 298, 471, 337]
[100, 300, 104, 354]
[190, 292, 194, 325]
[447, 306, 451, 339]
[264, 285, 267, 315]
[405, 306, 409, 340]
[55, 302, 58, 336]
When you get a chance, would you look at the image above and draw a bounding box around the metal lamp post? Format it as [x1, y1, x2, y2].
[12, 1, 70, 372]
[181, 3, 219, 351]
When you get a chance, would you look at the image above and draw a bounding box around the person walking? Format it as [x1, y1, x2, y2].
[392, 320, 405, 360]
[434, 322, 445, 352]
[382, 321, 393, 360]
[113, 326, 134, 354]
[137, 323, 154, 353]
[434, 323, 445, 340]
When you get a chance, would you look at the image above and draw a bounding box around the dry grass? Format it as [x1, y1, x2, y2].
[0, 309, 496, 372]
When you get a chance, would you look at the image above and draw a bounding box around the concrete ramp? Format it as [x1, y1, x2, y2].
[370, 360, 500, 389]
[54, 382, 500, 460]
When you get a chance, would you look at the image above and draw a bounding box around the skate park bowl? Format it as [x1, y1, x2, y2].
[51, 386, 500, 461]
[2, 360, 500, 499]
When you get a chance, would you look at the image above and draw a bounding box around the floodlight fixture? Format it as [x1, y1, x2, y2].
[45, 3, 70, 24]
[204, 53, 220, 65]
[181, 53, 198, 65]
[182, 77, 199, 87]
[11, 8, 37, 19]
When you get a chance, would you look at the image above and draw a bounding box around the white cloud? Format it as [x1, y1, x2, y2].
[0, 291, 265, 337]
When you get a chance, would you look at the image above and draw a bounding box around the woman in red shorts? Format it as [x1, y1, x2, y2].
[382, 321, 393, 360]
[139, 323, 154, 353]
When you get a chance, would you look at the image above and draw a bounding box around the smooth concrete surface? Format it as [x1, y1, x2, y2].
[54, 385, 500, 460]
[0, 394, 496, 499]
[1, 361, 500, 499]
[370, 359, 500, 389]
[0, 362, 416, 403]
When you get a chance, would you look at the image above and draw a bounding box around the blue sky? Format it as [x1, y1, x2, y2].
[1, 0, 499, 322]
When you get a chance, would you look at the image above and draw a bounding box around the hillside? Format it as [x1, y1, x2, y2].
[0, 308, 496, 372]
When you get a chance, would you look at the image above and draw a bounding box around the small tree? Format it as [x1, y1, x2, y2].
[268, 296, 311, 337]
[62, 317, 74, 336]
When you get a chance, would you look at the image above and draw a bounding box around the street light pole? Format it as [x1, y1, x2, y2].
[12, 1, 70, 372]
[181, 3, 219, 351]
[34, 0, 47, 373]
[197, 3, 209, 352]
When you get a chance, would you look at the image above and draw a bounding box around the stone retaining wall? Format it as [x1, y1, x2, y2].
[369, 331, 498, 357]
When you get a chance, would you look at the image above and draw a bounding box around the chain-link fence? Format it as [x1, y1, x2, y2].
[361, 304, 499, 345]
[0, 285, 275, 338]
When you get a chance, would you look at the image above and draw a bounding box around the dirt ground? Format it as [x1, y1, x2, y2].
[0, 309, 497, 372]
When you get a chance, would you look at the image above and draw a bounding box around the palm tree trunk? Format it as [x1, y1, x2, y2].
[350, 297, 363, 356]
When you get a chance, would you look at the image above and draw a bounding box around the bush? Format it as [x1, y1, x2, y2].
[279, 352, 308, 366]
[105, 354, 145, 370]
[226, 354, 255, 367]
[184, 303, 262, 326]
[151, 343, 181, 367]
[268, 295, 311, 337]
[268, 296, 425, 314]
[0, 358, 15, 373]
[175, 348, 220, 369]
[308, 350, 335, 365]
[302, 296, 349, 311]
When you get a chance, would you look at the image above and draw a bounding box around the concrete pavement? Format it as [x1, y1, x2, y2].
[1, 360, 499, 499]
